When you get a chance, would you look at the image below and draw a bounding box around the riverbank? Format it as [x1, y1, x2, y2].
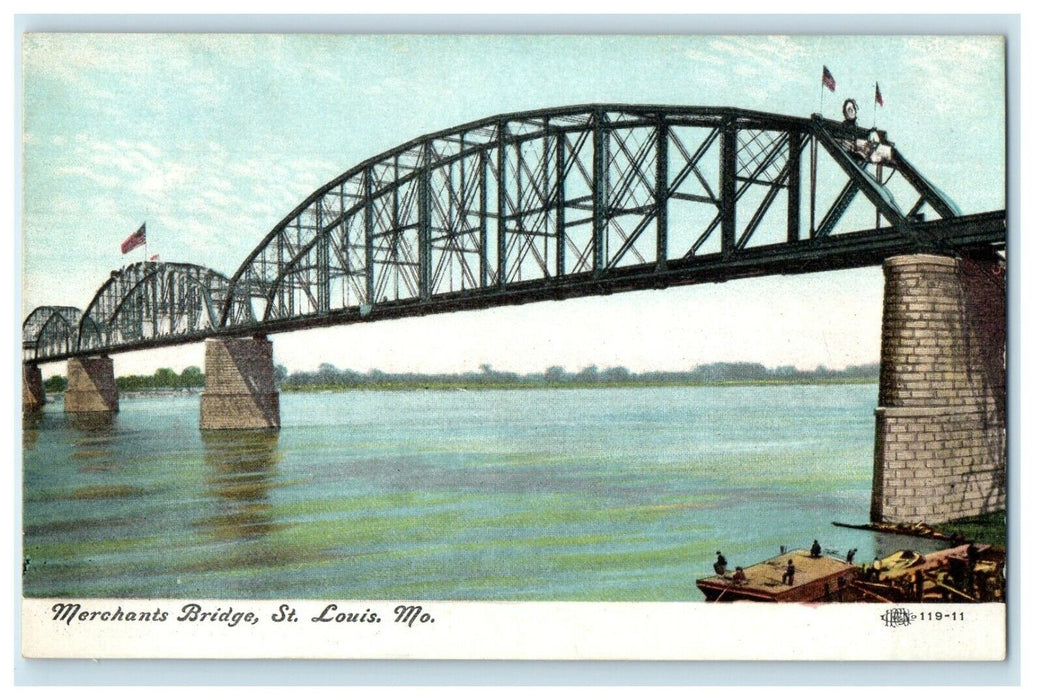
[942, 511, 1007, 547]
[40, 377, 875, 398]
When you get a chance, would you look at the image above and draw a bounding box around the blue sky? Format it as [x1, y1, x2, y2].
[20, 33, 1006, 375]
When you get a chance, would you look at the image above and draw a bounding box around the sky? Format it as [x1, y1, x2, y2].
[19, 33, 1006, 377]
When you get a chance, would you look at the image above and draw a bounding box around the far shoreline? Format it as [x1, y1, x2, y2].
[41, 377, 878, 400]
[282, 377, 878, 392]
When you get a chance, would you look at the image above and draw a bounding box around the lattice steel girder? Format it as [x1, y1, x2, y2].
[809, 118, 912, 233]
[228, 106, 929, 326]
[227, 210, 1007, 341]
[29, 208, 1005, 364]
[25, 105, 1001, 362]
[22, 105, 987, 352]
[22, 306, 82, 362]
[66, 262, 232, 360]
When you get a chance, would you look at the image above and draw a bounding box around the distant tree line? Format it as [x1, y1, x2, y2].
[278, 361, 879, 389]
[43, 375, 67, 392]
[41, 362, 879, 393]
[43, 366, 205, 393]
[116, 366, 205, 391]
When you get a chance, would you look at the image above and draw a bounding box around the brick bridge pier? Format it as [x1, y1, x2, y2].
[200, 336, 280, 430]
[871, 254, 1006, 524]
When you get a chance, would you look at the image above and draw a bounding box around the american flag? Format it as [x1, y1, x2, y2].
[875, 82, 884, 107]
[821, 65, 836, 92]
[120, 223, 146, 254]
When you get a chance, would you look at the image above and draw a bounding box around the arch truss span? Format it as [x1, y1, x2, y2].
[220, 104, 980, 330]
[73, 261, 233, 357]
[22, 306, 83, 363]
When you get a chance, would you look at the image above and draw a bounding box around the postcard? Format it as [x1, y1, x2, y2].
[19, 32, 1007, 661]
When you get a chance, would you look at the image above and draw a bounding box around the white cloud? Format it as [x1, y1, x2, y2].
[53, 164, 121, 189]
[132, 162, 195, 200]
[705, 36, 810, 85]
[898, 37, 1003, 114]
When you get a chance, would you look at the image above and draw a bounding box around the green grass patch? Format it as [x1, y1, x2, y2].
[941, 510, 1007, 547]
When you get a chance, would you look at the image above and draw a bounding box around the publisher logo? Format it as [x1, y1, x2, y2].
[880, 608, 914, 628]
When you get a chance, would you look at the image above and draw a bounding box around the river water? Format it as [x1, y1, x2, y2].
[22, 384, 946, 601]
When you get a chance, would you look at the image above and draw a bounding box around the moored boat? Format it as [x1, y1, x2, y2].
[697, 550, 859, 602]
[831, 520, 959, 542]
[850, 543, 1004, 602]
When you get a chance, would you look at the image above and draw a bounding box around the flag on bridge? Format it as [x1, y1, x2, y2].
[149, 254, 159, 261]
[875, 82, 884, 107]
[121, 223, 146, 254]
[822, 65, 836, 92]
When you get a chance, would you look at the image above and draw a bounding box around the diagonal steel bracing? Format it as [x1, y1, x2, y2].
[24, 105, 1005, 363]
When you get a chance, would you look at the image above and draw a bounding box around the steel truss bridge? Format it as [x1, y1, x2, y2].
[23, 104, 1006, 364]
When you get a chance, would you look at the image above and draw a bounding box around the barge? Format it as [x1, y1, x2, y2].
[697, 543, 1005, 603]
[697, 550, 859, 602]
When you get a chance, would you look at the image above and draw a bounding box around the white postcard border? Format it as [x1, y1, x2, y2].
[23, 598, 1005, 661]
[12, 13, 1024, 683]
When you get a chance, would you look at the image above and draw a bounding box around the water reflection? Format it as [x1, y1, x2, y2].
[198, 430, 282, 542]
[22, 411, 42, 451]
[67, 411, 119, 473]
[67, 411, 117, 434]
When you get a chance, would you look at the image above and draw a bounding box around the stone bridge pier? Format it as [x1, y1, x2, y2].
[871, 254, 1006, 524]
[65, 356, 119, 413]
[23, 364, 45, 412]
[200, 336, 280, 430]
